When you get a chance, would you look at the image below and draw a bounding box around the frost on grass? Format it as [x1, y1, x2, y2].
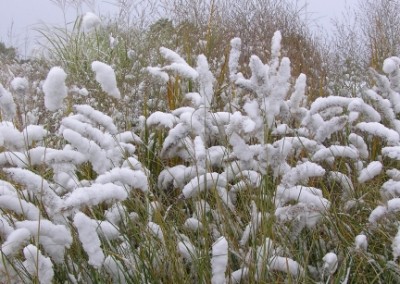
[91, 61, 121, 99]
[43, 67, 68, 112]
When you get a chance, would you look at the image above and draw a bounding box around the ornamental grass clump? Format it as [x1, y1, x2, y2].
[2, 16, 400, 282]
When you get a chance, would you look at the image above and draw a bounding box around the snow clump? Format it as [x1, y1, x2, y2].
[82, 12, 101, 31]
[42, 67, 68, 112]
[91, 61, 121, 99]
[383, 57, 400, 74]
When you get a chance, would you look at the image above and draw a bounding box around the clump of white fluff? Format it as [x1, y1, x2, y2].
[43, 67, 68, 112]
[383, 57, 400, 74]
[91, 61, 121, 99]
[82, 12, 101, 31]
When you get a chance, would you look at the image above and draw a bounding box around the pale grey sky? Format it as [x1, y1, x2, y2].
[300, 0, 356, 30]
[0, 0, 357, 57]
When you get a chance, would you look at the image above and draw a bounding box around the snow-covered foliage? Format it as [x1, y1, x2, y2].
[91, 61, 121, 99]
[211, 236, 228, 284]
[0, 65, 150, 281]
[43, 67, 68, 112]
[2, 26, 400, 282]
[322, 252, 338, 276]
[0, 84, 16, 121]
[23, 245, 54, 284]
[82, 12, 101, 32]
[74, 212, 105, 268]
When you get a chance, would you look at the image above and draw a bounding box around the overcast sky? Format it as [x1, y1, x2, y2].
[0, 0, 357, 57]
